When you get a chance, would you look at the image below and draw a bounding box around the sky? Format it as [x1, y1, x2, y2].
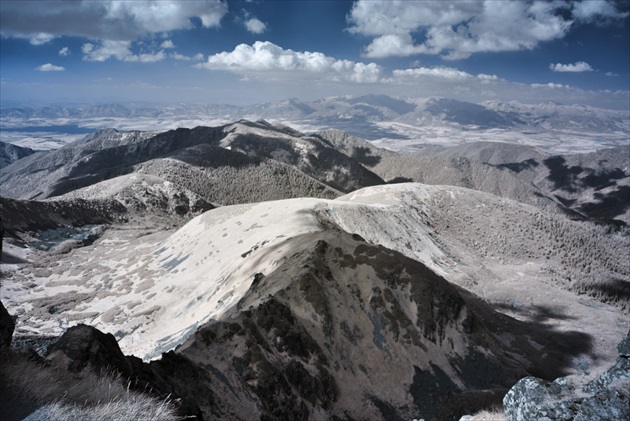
[1, 0, 629, 109]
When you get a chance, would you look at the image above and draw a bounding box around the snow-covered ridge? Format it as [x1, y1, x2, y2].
[3, 185, 455, 360]
[3, 182, 628, 362]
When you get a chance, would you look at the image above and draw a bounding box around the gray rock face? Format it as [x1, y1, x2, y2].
[0, 300, 15, 349]
[503, 330, 630, 421]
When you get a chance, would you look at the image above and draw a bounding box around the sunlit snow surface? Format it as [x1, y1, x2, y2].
[1, 185, 463, 360]
[3, 182, 629, 363]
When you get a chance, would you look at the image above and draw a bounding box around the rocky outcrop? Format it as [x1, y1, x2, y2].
[47, 324, 134, 376]
[46, 324, 202, 419]
[0, 300, 14, 349]
[503, 330, 630, 421]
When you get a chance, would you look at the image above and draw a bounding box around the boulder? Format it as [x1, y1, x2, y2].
[46, 324, 132, 376]
[503, 330, 630, 421]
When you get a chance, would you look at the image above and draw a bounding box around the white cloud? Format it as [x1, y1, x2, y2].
[197, 41, 383, 83]
[29, 33, 55, 45]
[172, 53, 192, 61]
[477, 73, 500, 83]
[171, 52, 205, 61]
[82, 43, 94, 54]
[605, 71, 619, 77]
[364, 34, 426, 58]
[59, 47, 70, 56]
[531, 82, 572, 89]
[160, 40, 175, 49]
[244, 18, 267, 34]
[573, 0, 629, 22]
[0, 0, 228, 42]
[390, 66, 501, 84]
[82, 40, 165, 63]
[550, 61, 594, 72]
[392, 66, 473, 81]
[347, 0, 627, 59]
[36, 63, 65, 72]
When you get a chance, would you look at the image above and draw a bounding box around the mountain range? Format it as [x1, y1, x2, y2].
[2, 95, 628, 155]
[1, 117, 628, 420]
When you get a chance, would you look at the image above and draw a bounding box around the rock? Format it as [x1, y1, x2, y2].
[0, 300, 15, 349]
[46, 324, 132, 376]
[45, 324, 203, 419]
[503, 330, 630, 421]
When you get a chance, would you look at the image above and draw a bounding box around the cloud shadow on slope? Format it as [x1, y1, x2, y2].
[459, 287, 595, 382]
[578, 185, 630, 220]
[495, 158, 540, 173]
[351, 146, 381, 167]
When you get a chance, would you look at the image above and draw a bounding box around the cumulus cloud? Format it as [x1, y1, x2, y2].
[550, 61, 594, 72]
[477, 73, 499, 82]
[573, 0, 629, 22]
[172, 52, 205, 61]
[160, 40, 175, 49]
[391, 66, 500, 83]
[392, 66, 473, 81]
[59, 47, 70, 56]
[0, 0, 228, 42]
[29, 33, 55, 45]
[36, 63, 65, 71]
[244, 18, 267, 34]
[531, 82, 572, 89]
[347, 0, 628, 59]
[82, 40, 165, 63]
[605, 71, 619, 77]
[364, 34, 426, 58]
[197, 41, 383, 83]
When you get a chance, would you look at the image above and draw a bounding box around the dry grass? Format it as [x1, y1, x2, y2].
[25, 397, 177, 421]
[0, 350, 178, 420]
[461, 407, 508, 420]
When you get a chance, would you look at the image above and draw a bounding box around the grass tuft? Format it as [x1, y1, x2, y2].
[1, 350, 179, 420]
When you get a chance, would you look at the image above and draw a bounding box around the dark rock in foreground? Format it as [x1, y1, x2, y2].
[47, 324, 203, 419]
[0, 301, 15, 349]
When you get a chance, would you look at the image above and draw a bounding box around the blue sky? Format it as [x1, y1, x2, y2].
[1, 0, 629, 109]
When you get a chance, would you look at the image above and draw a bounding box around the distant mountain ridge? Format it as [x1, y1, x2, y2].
[3, 95, 628, 135]
[3, 120, 628, 224]
[0, 121, 381, 206]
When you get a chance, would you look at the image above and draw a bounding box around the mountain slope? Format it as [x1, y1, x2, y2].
[167, 229, 592, 420]
[3, 183, 626, 360]
[0, 122, 381, 204]
[317, 130, 630, 223]
[0, 141, 37, 168]
[3, 185, 613, 420]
